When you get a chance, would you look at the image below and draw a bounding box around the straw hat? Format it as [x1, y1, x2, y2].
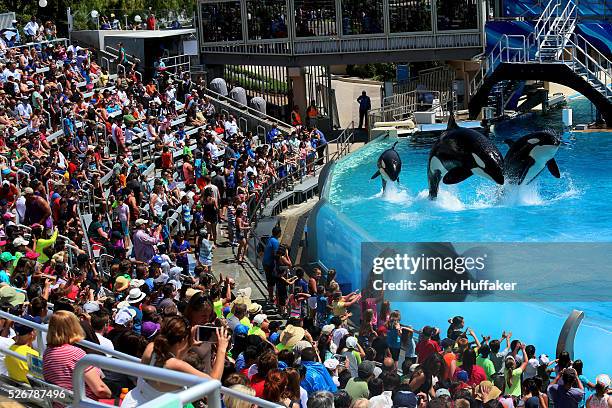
[474, 380, 502, 403]
[279, 325, 305, 349]
[248, 302, 262, 314]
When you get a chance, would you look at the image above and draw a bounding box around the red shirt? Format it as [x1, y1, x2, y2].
[415, 339, 441, 363]
[454, 365, 487, 386]
[161, 151, 173, 169]
[250, 374, 266, 398]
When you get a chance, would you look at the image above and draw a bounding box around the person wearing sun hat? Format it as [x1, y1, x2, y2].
[586, 374, 610, 408]
[0, 283, 26, 307]
[0, 252, 15, 283]
[114, 275, 131, 294]
[474, 380, 502, 403]
[276, 324, 306, 351]
[126, 287, 146, 335]
[248, 314, 268, 340]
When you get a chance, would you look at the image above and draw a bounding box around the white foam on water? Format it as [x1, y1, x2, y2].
[379, 182, 414, 205]
[500, 182, 544, 206]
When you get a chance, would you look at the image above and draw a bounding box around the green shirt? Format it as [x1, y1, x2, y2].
[123, 114, 137, 125]
[248, 325, 265, 338]
[213, 300, 223, 318]
[476, 355, 496, 380]
[505, 367, 523, 396]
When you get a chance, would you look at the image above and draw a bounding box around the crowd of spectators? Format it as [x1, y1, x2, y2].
[0, 23, 608, 408]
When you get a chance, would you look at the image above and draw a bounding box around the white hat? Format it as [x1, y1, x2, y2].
[373, 366, 383, 378]
[324, 358, 339, 370]
[130, 279, 146, 288]
[321, 324, 335, 335]
[116, 300, 130, 310]
[236, 287, 252, 299]
[346, 336, 358, 349]
[253, 314, 268, 325]
[539, 354, 550, 365]
[596, 374, 611, 388]
[13, 237, 29, 246]
[168, 279, 181, 292]
[114, 307, 136, 325]
[83, 301, 100, 314]
[185, 288, 202, 299]
[127, 288, 146, 304]
[169, 266, 183, 278]
[154, 273, 169, 284]
[134, 218, 149, 226]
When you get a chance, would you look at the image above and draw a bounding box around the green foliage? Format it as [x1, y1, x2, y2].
[225, 65, 289, 94]
[346, 63, 397, 82]
[2, 0, 194, 32]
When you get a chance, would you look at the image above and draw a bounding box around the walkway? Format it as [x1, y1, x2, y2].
[332, 78, 382, 129]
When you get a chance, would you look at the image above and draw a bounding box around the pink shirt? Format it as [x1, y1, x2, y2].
[43, 344, 102, 404]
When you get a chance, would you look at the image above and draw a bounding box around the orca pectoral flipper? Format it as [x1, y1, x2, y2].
[504, 138, 515, 147]
[547, 159, 561, 178]
[443, 168, 473, 184]
[371, 170, 381, 179]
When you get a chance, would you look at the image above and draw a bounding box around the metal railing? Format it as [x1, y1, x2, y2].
[0, 314, 282, 408]
[201, 87, 293, 134]
[200, 32, 482, 56]
[369, 90, 447, 131]
[8, 38, 69, 53]
[469, 30, 611, 101]
[248, 122, 355, 226]
[392, 66, 456, 97]
[470, 0, 581, 97]
[161, 54, 191, 76]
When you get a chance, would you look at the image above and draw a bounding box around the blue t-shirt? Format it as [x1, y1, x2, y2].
[0, 270, 10, 284]
[129, 305, 143, 335]
[387, 327, 401, 350]
[172, 240, 191, 266]
[262, 237, 279, 267]
[296, 278, 308, 293]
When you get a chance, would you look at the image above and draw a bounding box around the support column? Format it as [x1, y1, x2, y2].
[288, 67, 308, 121]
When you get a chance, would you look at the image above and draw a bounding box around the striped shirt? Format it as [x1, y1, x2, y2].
[43, 344, 102, 403]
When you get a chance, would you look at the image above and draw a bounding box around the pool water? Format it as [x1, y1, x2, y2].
[316, 98, 612, 378]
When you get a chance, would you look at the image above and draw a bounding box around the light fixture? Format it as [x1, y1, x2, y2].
[90, 10, 99, 19]
[38, 0, 47, 7]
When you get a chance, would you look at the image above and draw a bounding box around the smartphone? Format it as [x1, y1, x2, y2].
[195, 325, 218, 343]
[333, 354, 347, 363]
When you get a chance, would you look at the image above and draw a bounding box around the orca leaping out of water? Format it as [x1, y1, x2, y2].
[371, 140, 402, 191]
[427, 112, 505, 199]
[503, 130, 561, 185]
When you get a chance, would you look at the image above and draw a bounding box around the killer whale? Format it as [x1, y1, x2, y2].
[504, 130, 561, 185]
[371, 140, 402, 191]
[428, 113, 504, 199]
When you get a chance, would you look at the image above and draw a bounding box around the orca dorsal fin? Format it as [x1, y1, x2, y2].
[447, 110, 458, 130]
[547, 159, 561, 178]
[392, 141, 399, 150]
[504, 138, 515, 147]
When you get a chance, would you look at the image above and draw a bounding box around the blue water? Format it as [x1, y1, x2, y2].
[318, 98, 612, 378]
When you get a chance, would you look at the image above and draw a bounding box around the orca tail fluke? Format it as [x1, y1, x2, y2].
[371, 170, 381, 180]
